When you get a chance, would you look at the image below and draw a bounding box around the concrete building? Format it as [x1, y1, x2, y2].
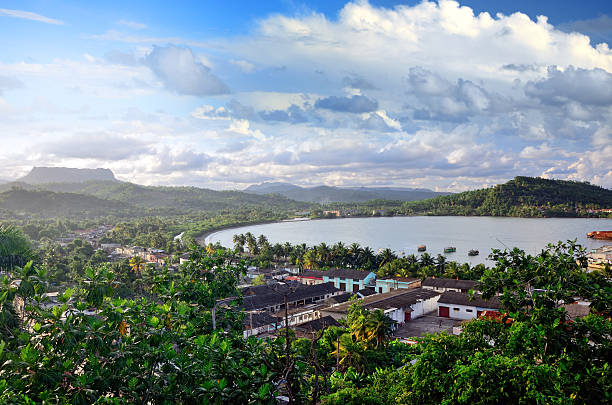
[376, 277, 421, 294]
[422, 277, 479, 293]
[437, 291, 501, 320]
[321, 288, 441, 326]
[323, 269, 376, 293]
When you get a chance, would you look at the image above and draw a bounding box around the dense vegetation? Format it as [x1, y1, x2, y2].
[401, 176, 612, 217]
[0, 240, 610, 403]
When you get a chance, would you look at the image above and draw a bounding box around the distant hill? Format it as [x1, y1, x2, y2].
[245, 182, 450, 203]
[0, 188, 134, 219]
[401, 176, 612, 217]
[18, 167, 117, 184]
[0, 180, 313, 219]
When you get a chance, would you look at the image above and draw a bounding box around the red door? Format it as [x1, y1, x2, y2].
[404, 311, 411, 322]
[339, 282, 346, 291]
[439, 306, 449, 318]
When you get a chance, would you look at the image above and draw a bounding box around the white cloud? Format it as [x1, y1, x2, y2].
[144, 45, 229, 96]
[0, 8, 63, 25]
[229, 59, 255, 73]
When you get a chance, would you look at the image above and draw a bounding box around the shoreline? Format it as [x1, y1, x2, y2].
[196, 219, 281, 245]
[197, 214, 612, 246]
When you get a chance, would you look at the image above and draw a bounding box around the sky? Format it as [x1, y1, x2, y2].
[0, 0, 611, 192]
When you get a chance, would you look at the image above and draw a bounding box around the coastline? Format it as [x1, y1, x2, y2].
[195, 219, 281, 245]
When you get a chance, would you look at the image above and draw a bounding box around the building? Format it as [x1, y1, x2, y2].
[323, 269, 376, 293]
[587, 245, 612, 270]
[321, 288, 441, 325]
[437, 291, 501, 320]
[285, 270, 325, 285]
[294, 316, 341, 339]
[376, 277, 421, 294]
[422, 277, 478, 293]
[239, 282, 342, 313]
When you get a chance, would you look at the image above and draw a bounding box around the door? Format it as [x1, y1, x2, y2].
[439, 306, 449, 318]
[404, 311, 412, 322]
[339, 282, 346, 291]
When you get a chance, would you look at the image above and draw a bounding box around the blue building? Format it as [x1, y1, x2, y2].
[375, 277, 421, 294]
[323, 269, 376, 293]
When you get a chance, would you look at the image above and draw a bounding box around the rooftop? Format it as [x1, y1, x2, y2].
[422, 277, 478, 290]
[323, 288, 440, 314]
[294, 316, 341, 333]
[438, 291, 501, 309]
[323, 268, 374, 280]
[240, 282, 340, 310]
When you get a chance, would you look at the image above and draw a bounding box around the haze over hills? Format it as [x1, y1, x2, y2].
[244, 182, 451, 203]
[17, 167, 118, 184]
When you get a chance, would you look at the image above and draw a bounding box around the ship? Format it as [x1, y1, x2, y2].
[586, 231, 612, 240]
[468, 249, 479, 256]
[417, 245, 426, 252]
[443, 246, 456, 253]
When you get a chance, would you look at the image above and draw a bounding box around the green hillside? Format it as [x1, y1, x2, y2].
[0, 181, 312, 220]
[0, 188, 136, 219]
[401, 176, 612, 217]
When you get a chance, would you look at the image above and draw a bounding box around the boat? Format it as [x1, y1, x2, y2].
[443, 246, 456, 253]
[468, 249, 479, 256]
[417, 245, 426, 252]
[587, 231, 612, 240]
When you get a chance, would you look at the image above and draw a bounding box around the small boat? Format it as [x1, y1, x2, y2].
[587, 231, 612, 240]
[468, 249, 479, 256]
[417, 245, 426, 252]
[443, 246, 456, 253]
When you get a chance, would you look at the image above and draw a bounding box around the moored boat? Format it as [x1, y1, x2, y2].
[443, 246, 456, 253]
[468, 249, 479, 256]
[587, 231, 612, 240]
[417, 245, 426, 252]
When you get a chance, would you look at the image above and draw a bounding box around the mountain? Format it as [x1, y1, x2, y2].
[18, 167, 118, 184]
[244, 182, 451, 203]
[401, 176, 612, 217]
[0, 180, 313, 219]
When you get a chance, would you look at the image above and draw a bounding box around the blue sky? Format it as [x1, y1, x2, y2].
[0, 0, 611, 191]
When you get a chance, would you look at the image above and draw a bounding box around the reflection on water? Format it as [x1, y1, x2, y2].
[205, 216, 612, 265]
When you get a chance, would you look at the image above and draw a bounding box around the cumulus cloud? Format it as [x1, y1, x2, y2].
[525, 66, 612, 106]
[315, 94, 378, 113]
[342, 74, 377, 90]
[144, 45, 229, 96]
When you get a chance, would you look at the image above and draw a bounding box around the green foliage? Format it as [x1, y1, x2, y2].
[401, 176, 612, 217]
[0, 248, 280, 404]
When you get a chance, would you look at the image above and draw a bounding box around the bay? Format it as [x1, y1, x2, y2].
[204, 216, 612, 265]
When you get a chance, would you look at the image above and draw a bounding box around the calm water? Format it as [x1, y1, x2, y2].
[204, 217, 612, 265]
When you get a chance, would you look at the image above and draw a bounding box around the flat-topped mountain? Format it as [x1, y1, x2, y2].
[18, 167, 117, 184]
[245, 182, 450, 203]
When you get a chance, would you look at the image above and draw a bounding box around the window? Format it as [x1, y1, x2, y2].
[453, 308, 460, 311]
[466, 309, 473, 312]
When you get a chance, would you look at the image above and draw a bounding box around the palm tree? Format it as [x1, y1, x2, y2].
[232, 234, 246, 253]
[361, 247, 376, 270]
[378, 248, 397, 268]
[366, 309, 394, 348]
[348, 243, 362, 268]
[419, 252, 435, 267]
[331, 334, 367, 371]
[435, 254, 447, 274]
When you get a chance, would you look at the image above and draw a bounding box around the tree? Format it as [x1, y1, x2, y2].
[0, 225, 34, 270]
